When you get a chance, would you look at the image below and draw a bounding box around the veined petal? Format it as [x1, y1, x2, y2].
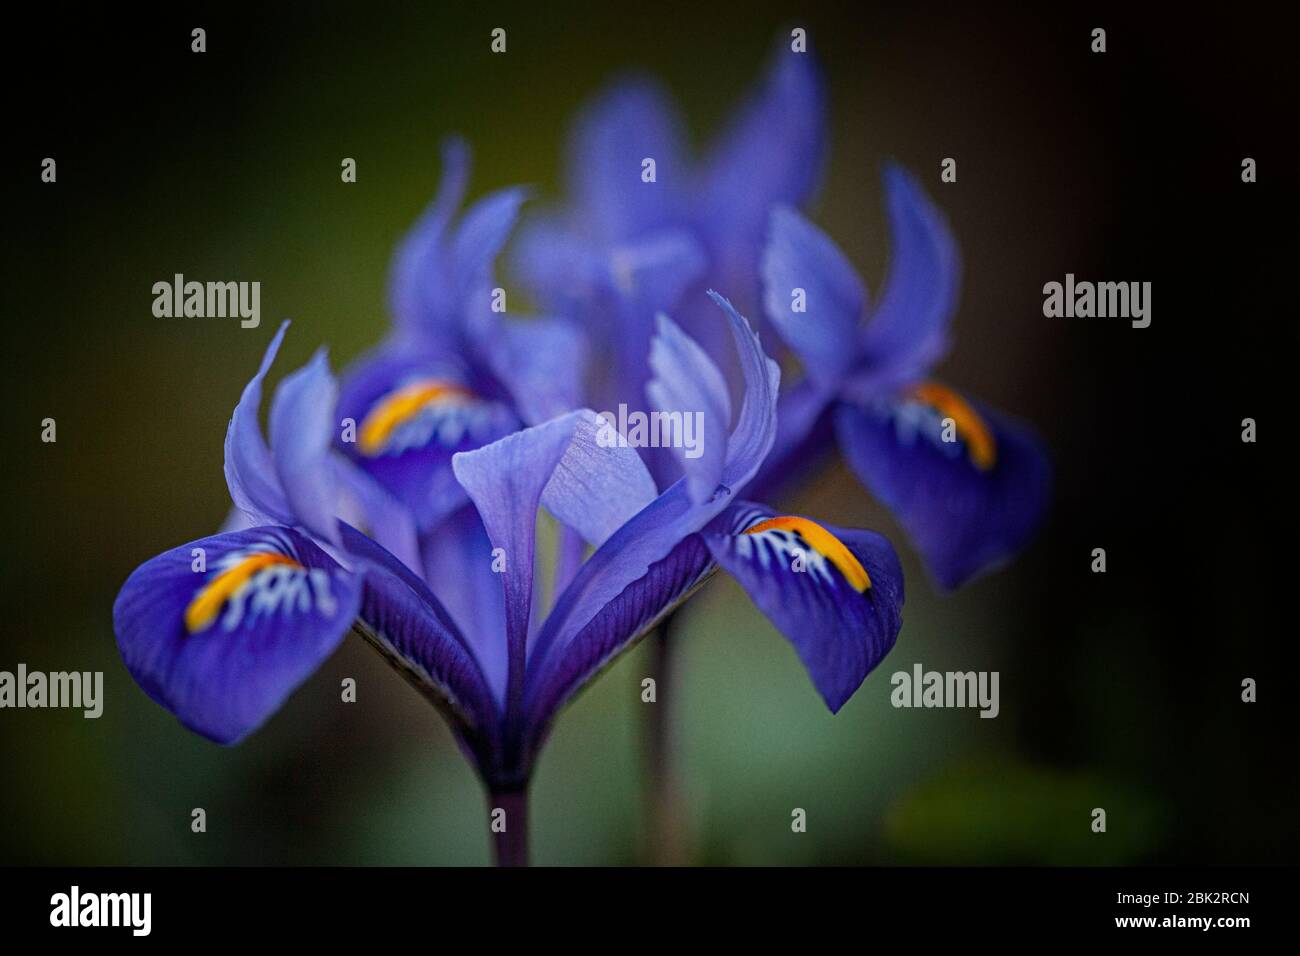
[337, 523, 500, 761]
[224, 322, 295, 528]
[419, 506, 509, 708]
[541, 409, 657, 548]
[336, 343, 519, 531]
[762, 205, 866, 385]
[451, 413, 580, 723]
[269, 348, 341, 545]
[713, 291, 781, 485]
[835, 384, 1051, 590]
[526, 294, 779, 699]
[567, 77, 689, 241]
[853, 164, 960, 393]
[646, 312, 732, 505]
[524, 532, 716, 757]
[113, 527, 361, 745]
[703, 503, 904, 712]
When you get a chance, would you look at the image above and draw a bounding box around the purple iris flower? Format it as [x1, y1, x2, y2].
[112, 293, 905, 863]
[756, 166, 1052, 589]
[512, 39, 825, 440]
[335, 138, 589, 536]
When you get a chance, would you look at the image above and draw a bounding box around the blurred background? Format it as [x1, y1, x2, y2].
[3, 1, 1293, 865]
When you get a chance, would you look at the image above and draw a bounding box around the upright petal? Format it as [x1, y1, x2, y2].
[702, 503, 904, 712]
[567, 78, 689, 241]
[541, 409, 657, 548]
[714, 292, 781, 485]
[835, 384, 1051, 590]
[224, 322, 295, 528]
[696, 43, 827, 290]
[269, 348, 341, 545]
[646, 312, 732, 504]
[388, 138, 470, 339]
[451, 413, 579, 724]
[448, 185, 530, 308]
[761, 205, 866, 385]
[113, 527, 361, 745]
[526, 294, 779, 698]
[419, 506, 509, 707]
[854, 164, 960, 393]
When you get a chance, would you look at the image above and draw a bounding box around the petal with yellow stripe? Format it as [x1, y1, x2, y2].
[113, 527, 361, 745]
[835, 384, 1050, 590]
[702, 502, 904, 712]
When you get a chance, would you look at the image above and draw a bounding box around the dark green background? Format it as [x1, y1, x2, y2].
[3, 2, 1292, 864]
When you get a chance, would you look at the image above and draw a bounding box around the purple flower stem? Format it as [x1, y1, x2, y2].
[489, 787, 530, 867]
[643, 611, 688, 865]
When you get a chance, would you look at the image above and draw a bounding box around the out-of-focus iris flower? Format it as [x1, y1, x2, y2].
[512, 42, 825, 441]
[112, 296, 904, 862]
[337, 139, 588, 535]
[756, 168, 1051, 589]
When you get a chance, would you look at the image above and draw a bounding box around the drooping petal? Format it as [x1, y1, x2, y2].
[835, 384, 1051, 590]
[696, 43, 827, 292]
[852, 164, 960, 394]
[419, 505, 509, 707]
[336, 523, 501, 762]
[646, 312, 732, 504]
[451, 413, 580, 722]
[526, 293, 779, 696]
[113, 526, 361, 745]
[761, 205, 866, 385]
[524, 532, 716, 758]
[567, 77, 689, 242]
[702, 502, 904, 712]
[269, 348, 341, 545]
[335, 343, 519, 531]
[224, 322, 295, 528]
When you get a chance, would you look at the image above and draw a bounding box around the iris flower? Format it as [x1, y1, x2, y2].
[112, 294, 905, 864]
[513, 41, 825, 446]
[336, 138, 588, 536]
[755, 168, 1051, 588]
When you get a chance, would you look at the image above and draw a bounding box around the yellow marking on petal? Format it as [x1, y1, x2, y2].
[743, 516, 872, 592]
[184, 552, 303, 634]
[357, 378, 473, 456]
[909, 382, 997, 470]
